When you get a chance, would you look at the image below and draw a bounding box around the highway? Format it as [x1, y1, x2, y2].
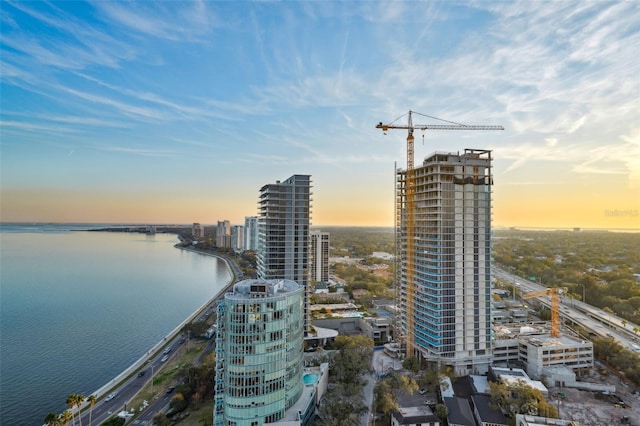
[493, 266, 640, 352]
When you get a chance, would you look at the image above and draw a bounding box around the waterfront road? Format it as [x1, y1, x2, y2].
[77, 249, 238, 425]
[80, 332, 189, 426]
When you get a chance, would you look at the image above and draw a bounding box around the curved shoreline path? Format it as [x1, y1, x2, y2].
[78, 247, 239, 423]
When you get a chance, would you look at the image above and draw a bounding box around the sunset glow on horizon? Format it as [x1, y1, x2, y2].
[1, 2, 638, 230]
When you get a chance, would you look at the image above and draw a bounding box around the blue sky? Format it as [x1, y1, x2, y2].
[1, 1, 639, 228]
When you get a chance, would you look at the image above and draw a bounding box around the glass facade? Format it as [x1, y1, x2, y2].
[214, 279, 304, 426]
[257, 175, 312, 334]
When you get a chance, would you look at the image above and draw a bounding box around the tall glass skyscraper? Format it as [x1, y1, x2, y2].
[214, 279, 305, 426]
[396, 149, 493, 375]
[257, 174, 311, 334]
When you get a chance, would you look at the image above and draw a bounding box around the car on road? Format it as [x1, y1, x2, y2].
[160, 355, 169, 362]
[163, 347, 172, 355]
[105, 391, 118, 402]
[166, 386, 176, 394]
[137, 370, 146, 377]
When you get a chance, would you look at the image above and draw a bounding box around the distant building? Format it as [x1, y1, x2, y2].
[192, 223, 205, 240]
[216, 220, 231, 248]
[214, 279, 305, 425]
[244, 216, 259, 251]
[310, 231, 330, 284]
[230, 225, 244, 252]
[257, 174, 311, 334]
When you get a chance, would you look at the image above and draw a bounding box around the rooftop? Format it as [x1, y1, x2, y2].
[227, 279, 302, 300]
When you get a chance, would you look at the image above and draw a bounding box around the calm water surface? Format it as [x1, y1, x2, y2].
[0, 224, 232, 426]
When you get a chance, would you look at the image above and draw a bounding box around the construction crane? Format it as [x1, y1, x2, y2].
[522, 287, 569, 338]
[376, 110, 503, 357]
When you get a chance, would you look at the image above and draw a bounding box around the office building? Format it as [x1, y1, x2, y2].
[396, 149, 493, 375]
[213, 279, 305, 426]
[244, 216, 259, 251]
[216, 220, 231, 248]
[310, 231, 330, 284]
[257, 174, 311, 334]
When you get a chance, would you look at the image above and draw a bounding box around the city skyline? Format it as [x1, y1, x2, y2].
[1, 1, 638, 229]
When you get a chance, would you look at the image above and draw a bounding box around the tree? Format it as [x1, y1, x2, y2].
[330, 335, 374, 385]
[402, 356, 419, 374]
[87, 395, 96, 426]
[374, 379, 398, 415]
[152, 414, 172, 426]
[169, 393, 188, 414]
[60, 410, 72, 426]
[65, 395, 77, 426]
[317, 383, 367, 425]
[489, 379, 558, 418]
[73, 394, 85, 426]
[434, 403, 448, 421]
[372, 370, 419, 423]
[417, 366, 441, 393]
[44, 412, 61, 426]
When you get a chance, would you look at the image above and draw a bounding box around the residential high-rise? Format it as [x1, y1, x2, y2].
[257, 175, 311, 334]
[214, 279, 305, 426]
[310, 231, 330, 284]
[216, 220, 231, 248]
[396, 149, 493, 375]
[192, 223, 205, 240]
[244, 216, 259, 251]
[231, 225, 244, 252]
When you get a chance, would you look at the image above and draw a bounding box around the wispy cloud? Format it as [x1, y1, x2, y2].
[4, 1, 136, 70]
[93, 1, 217, 42]
[94, 144, 177, 158]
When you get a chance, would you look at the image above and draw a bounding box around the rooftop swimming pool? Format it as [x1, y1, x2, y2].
[303, 373, 318, 385]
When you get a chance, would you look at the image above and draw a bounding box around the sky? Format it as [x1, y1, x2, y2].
[1, 1, 639, 229]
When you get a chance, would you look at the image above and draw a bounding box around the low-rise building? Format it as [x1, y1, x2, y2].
[492, 323, 593, 383]
[391, 389, 441, 426]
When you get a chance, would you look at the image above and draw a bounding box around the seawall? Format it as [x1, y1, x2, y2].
[84, 248, 237, 406]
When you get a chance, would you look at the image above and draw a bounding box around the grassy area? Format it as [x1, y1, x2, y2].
[172, 402, 215, 425]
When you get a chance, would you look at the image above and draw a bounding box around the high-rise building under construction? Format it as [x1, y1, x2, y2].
[396, 149, 493, 375]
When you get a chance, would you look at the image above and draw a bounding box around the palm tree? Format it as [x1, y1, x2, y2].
[66, 395, 76, 426]
[60, 410, 73, 426]
[87, 395, 97, 426]
[74, 393, 86, 426]
[44, 412, 60, 426]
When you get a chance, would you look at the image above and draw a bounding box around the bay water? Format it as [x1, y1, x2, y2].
[0, 224, 232, 426]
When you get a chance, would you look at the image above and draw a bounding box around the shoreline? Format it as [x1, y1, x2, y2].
[84, 245, 238, 409]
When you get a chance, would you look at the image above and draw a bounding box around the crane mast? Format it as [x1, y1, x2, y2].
[522, 287, 569, 338]
[377, 110, 503, 358]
